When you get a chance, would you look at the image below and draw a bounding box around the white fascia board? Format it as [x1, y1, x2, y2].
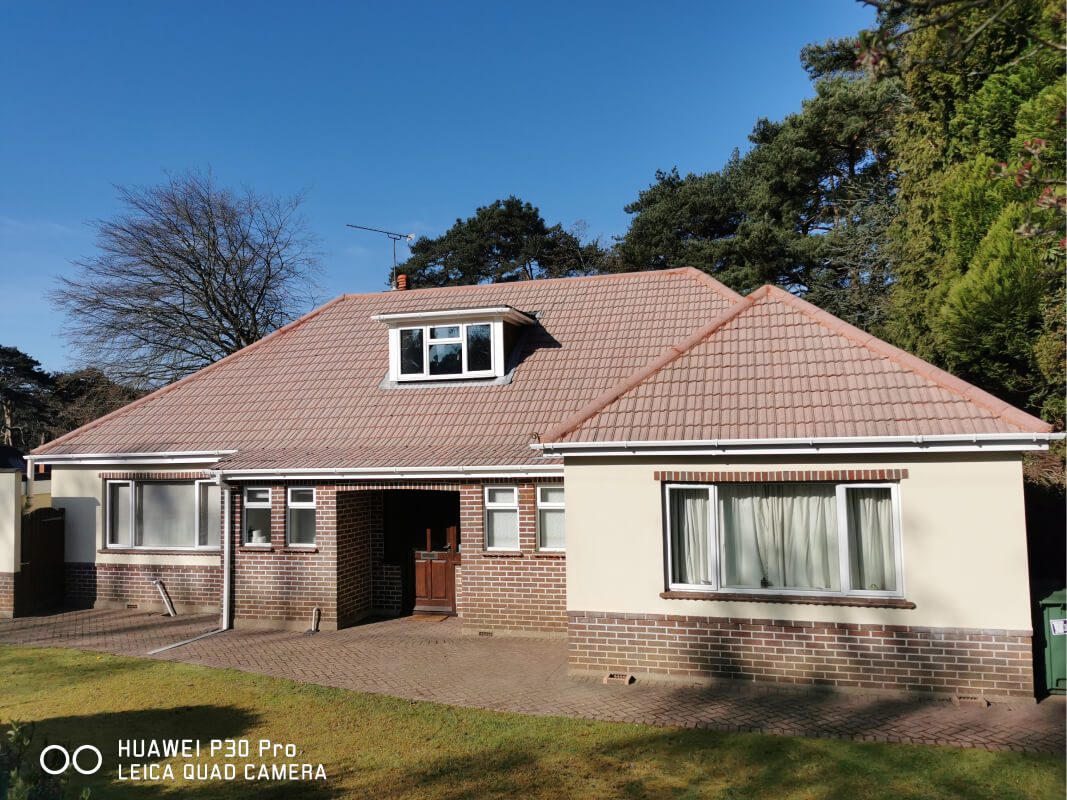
[26, 450, 238, 466]
[214, 463, 563, 481]
[532, 433, 1060, 457]
[372, 307, 535, 326]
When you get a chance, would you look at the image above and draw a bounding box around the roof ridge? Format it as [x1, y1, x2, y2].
[757, 285, 1052, 433]
[32, 294, 352, 455]
[540, 288, 766, 443]
[334, 266, 745, 303]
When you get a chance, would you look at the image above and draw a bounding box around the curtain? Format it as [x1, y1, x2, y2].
[669, 488, 710, 585]
[721, 484, 839, 591]
[847, 488, 896, 591]
[136, 482, 196, 548]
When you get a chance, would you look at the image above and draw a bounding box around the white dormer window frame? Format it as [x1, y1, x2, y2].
[373, 307, 535, 383]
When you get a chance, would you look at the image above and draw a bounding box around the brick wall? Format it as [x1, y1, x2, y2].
[232, 484, 339, 630]
[337, 490, 378, 625]
[0, 572, 12, 618]
[456, 481, 567, 634]
[63, 561, 221, 613]
[568, 611, 1034, 698]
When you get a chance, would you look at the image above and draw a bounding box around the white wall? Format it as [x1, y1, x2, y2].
[51, 465, 219, 568]
[564, 453, 1033, 631]
[0, 470, 21, 574]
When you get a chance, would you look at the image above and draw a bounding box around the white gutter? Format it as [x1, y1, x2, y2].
[26, 450, 237, 467]
[371, 307, 536, 326]
[533, 432, 1060, 457]
[214, 463, 563, 481]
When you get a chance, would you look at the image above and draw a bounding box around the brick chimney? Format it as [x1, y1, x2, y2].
[395, 274, 409, 291]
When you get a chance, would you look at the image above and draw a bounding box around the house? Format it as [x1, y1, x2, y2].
[24, 268, 1056, 699]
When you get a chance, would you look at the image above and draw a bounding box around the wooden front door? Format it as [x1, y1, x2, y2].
[413, 524, 460, 613]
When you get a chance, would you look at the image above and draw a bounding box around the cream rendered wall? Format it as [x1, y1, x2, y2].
[0, 470, 21, 574]
[51, 465, 220, 568]
[565, 453, 1033, 631]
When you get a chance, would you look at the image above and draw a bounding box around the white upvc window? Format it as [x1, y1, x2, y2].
[484, 486, 519, 550]
[393, 321, 498, 381]
[664, 482, 903, 598]
[286, 487, 317, 547]
[105, 478, 220, 550]
[243, 487, 273, 546]
[537, 486, 565, 551]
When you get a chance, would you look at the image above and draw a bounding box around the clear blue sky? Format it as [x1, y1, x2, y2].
[0, 1, 874, 373]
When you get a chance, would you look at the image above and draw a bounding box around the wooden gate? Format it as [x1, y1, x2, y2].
[15, 507, 65, 616]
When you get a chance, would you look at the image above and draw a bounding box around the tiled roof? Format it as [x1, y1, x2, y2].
[543, 285, 1051, 444]
[34, 268, 742, 467]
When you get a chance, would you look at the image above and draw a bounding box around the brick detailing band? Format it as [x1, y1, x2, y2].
[568, 611, 1033, 698]
[99, 471, 212, 481]
[653, 469, 908, 483]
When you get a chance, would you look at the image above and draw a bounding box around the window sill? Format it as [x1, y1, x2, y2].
[99, 548, 220, 555]
[659, 590, 916, 609]
[532, 551, 566, 558]
[282, 546, 319, 553]
[239, 544, 274, 551]
[481, 550, 523, 558]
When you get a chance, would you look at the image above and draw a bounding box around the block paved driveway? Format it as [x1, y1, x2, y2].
[2, 609, 1063, 753]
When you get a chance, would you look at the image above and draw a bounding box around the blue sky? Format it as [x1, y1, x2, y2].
[0, 1, 874, 372]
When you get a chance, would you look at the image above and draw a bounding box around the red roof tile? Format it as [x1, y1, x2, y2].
[34, 269, 740, 467]
[543, 285, 1051, 444]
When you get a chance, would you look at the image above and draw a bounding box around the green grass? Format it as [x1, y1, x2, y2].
[0, 645, 1062, 799]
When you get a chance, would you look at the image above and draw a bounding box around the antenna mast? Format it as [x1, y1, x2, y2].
[346, 224, 414, 288]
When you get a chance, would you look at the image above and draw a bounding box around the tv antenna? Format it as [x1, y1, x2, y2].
[346, 224, 415, 288]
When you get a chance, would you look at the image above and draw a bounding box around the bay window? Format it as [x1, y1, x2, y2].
[105, 478, 220, 550]
[665, 482, 902, 597]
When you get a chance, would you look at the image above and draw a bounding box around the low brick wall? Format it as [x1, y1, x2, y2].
[64, 561, 221, 613]
[0, 571, 13, 618]
[568, 611, 1034, 698]
[457, 482, 567, 634]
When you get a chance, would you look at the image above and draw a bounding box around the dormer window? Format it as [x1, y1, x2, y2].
[374, 306, 535, 382]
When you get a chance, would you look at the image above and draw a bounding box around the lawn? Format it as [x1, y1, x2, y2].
[0, 645, 1062, 800]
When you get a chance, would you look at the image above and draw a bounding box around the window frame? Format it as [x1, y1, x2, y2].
[536, 485, 566, 552]
[664, 481, 904, 599]
[242, 486, 273, 547]
[484, 485, 520, 551]
[104, 478, 220, 551]
[285, 486, 317, 548]
[194, 479, 222, 549]
[390, 320, 501, 382]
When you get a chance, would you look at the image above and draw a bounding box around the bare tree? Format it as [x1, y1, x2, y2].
[53, 171, 319, 388]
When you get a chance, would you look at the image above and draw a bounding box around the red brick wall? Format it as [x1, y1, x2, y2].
[568, 611, 1035, 698]
[0, 572, 13, 618]
[337, 490, 378, 625]
[232, 484, 338, 629]
[456, 481, 567, 634]
[62, 561, 221, 612]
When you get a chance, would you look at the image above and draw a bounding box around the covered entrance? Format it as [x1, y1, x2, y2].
[383, 490, 461, 614]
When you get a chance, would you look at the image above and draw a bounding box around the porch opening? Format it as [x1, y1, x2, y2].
[382, 490, 461, 615]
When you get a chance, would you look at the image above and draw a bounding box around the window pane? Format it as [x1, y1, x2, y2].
[486, 487, 515, 505]
[720, 484, 839, 591]
[400, 329, 424, 374]
[288, 507, 316, 545]
[539, 508, 565, 549]
[245, 507, 271, 544]
[246, 488, 270, 505]
[486, 508, 518, 549]
[466, 324, 492, 371]
[199, 483, 220, 547]
[539, 486, 564, 505]
[847, 488, 896, 592]
[428, 343, 462, 374]
[108, 483, 130, 546]
[669, 488, 710, 585]
[290, 488, 314, 505]
[136, 482, 196, 548]
[430, 325, 460, 340]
